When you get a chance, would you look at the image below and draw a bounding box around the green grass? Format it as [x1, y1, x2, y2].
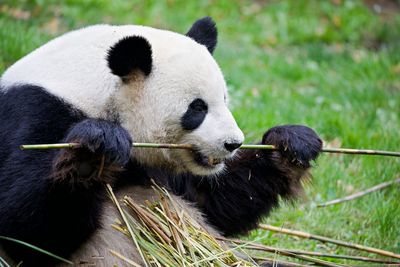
[1, 0, 399, 265]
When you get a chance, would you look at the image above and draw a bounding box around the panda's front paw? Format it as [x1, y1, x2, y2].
[65, 119, 132, 166]
[53, 119, 132, 183]
[262, 125, 322, 168]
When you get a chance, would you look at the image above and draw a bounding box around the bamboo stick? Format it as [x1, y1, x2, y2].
[217, 237, 346, 267]
[20, 143, 81, 149]
[318, 178, 400, 207]
[259, 224, 400, 260]
[219, 237, 399, 264]
[252, 256, 309, 267]
[20, 142, 275, 150]
[20, 142, 400, 157]
[322, 147, 400, 157]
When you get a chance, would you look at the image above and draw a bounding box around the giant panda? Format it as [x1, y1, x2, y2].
[0, 17, 322, 266]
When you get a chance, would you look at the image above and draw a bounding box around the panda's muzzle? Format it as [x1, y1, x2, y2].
[191, 149, 224, 168]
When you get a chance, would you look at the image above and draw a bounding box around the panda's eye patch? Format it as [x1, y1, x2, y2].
[181, 98, 208, 130]
[191, 99, 208, 112]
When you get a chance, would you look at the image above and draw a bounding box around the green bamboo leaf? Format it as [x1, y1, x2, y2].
[0, 256, 11, 267]
[0, 236, 73, 265]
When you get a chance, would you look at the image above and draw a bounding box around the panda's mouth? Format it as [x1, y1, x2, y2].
[191, 149, 224, 168]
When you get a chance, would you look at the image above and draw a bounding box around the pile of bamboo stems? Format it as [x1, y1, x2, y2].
[106, 183, 257, 267]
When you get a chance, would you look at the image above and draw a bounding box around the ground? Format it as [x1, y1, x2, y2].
[0, 0, 399, 265]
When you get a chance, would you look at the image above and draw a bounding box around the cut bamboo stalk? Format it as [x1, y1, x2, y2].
[20, 142, 400, 157]
[318, 178, 400, 207]
[160, 194, 186, 255]
[124, 196, 173, 245]
[105, 184, 149, 267]
[259, 224, 400, 260]
[108, 249, 142, 267]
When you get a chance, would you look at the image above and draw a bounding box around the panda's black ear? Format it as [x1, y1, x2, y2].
[107, 36, 152, 77]
[186, 17, 217, 54]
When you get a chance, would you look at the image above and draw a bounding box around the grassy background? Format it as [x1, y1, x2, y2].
[1, 0, 399, 264]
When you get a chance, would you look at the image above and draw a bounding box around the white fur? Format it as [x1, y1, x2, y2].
[1, 23, 244, 176]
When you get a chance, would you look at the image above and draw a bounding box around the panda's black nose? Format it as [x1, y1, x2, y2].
[224, 142, 242, 152]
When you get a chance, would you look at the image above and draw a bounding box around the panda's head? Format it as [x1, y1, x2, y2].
[106, 17, 244, 176]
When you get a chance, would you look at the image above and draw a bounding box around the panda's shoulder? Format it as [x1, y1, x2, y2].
[0, 84, 85, 152]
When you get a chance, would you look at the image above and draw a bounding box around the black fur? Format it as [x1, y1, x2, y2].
[186, 17, 218, 54]
[181, 98, 208, 130]
[0, 85, 322, 264]
[0, 85, 134, 266]
[107, 36, 152, 77]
